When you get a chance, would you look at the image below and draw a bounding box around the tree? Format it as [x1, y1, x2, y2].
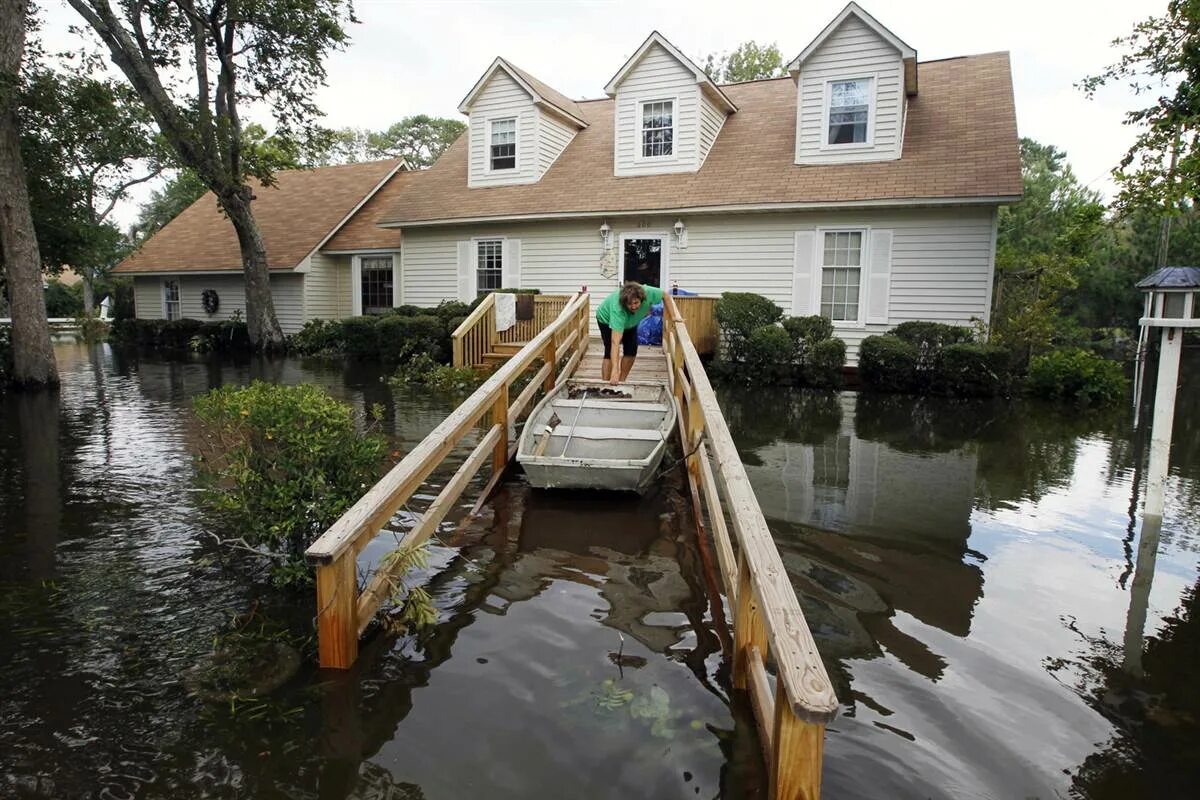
[1081, 0, 1200, 212]
[66, 0, 357, 349]
[19, 66, 162, 315]
[319, 115, 465, 167]
[702, 41, 785, 83]
[992, 138, 1106, 358]
[0, 0, 56, 387]
[132, 168, 208, 240]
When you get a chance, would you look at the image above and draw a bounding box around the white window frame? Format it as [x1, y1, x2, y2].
[351, 253, 401, 316]
[617, 232, 670, 290]
[812, 227, 869, 327]
[486, 116, 518, 173]
[820, 76, 876, 151]
[473, 236, 506, 295]
[635, 97, 678, 163]
[162, 278, 181, 321]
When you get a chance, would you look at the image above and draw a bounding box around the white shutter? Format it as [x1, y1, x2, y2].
[503, 239, 521, 289]
[791, 231, 816, 315]
[865, 229, 893, 324]
[350, 257, 363, 316]
[457, 241, 473, 302]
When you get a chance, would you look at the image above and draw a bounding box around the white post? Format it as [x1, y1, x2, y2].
[1144, 326, 1183, 518]
[1122, 513, 1163, 677]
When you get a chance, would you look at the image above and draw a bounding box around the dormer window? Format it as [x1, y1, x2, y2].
[489, 118, 517, 170]
[827, 79, 871, 146]
[639, 100, 675, 159]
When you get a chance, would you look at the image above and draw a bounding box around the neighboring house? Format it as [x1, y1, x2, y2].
[115, 159, 410, 334]
[118, 2, 1021, 360]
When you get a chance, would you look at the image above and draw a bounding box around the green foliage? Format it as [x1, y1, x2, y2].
[1080, 0, 1200, 212]
[133, 170, 208, 240]
[744, 325, 793, 381]
[715, 292, 783, 362]
[110, 318, 251, 351]
[782, 315, 832, 347]
[340, 316, 382, 358]
[803, 337, 846, 389]
[377, 314, 445, 363]
[288, 319, 345, 356]
[388, 351, 485, 396]
[993, 138, 1107, 359]
[892, 321, 974, 372]
[44, 280, 83, 317]
[859, 336, 920, 393]
[321, 115, 466, 167]
[194, 382, 387, 586]
[1027, 349, 1128, 405]
[936, 343, 1011, 397]
[702, 41, 786, 83]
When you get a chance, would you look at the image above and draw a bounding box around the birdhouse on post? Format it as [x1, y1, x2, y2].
[1135, 266, 1199, 517]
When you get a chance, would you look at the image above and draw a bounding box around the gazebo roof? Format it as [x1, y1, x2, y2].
[1136, 266, 1200, 290]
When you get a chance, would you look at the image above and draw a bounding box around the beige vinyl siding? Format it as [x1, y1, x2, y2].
[795, 14, 904, 164]
[537, 112, 577, 177]
[399, 206, 997, 363]
[698, 95, 726, 166]
[467, 71, 538, 187]
[133, 273, 306, 334]
[613, 43, 701, 176]
[304, 252, 353, 320]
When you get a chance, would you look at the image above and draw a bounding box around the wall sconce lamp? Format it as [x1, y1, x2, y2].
[599, 221, 613, 251]
[673, 219, 688, 249]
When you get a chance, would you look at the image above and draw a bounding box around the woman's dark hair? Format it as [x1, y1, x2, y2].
[619, 281, 647, 311]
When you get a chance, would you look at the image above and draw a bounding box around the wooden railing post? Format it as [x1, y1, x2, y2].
[315, 553, 358, 669]
[492, 385, 509, 475]
[542, 340, 557, 393]
[771, 682, 825, 800]
[732, 550, 768, 689]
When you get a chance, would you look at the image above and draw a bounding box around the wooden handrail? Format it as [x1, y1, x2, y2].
[452, 293, 576, 368]
[307, 291, 591, 668]
[662, 293, 837, 799]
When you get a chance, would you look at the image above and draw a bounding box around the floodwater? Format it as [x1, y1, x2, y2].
[0, 342, 1197, 799]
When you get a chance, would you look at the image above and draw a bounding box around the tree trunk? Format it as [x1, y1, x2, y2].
[218, 185, 285, 349]
[0, 0, 57, 387]
[81, 270, 95, 316]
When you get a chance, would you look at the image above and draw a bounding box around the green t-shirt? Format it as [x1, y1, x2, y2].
[596, 285, 665, 332]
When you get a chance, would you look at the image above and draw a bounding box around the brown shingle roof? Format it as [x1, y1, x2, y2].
[115, 159, 404, 273]
[322, 170, 411, 252]
[502, 60, 586, 125]
[380, 52, 1020, 226]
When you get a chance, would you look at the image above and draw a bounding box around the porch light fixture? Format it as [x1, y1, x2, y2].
[673, 219, 688, 249]
[599, 221, 613, 251]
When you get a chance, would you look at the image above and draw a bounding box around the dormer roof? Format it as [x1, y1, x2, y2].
[603, 31, 738, 114]
[458, 57, 588, 128]
[787, 2, 918, 96]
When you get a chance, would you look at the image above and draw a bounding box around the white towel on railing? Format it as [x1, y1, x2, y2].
[494, 292, 516, 332]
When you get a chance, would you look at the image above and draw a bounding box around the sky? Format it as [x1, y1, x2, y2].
[35, 0, 1165, 229]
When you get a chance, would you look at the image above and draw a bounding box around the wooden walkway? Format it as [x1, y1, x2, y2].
[574, 340, 668, 382]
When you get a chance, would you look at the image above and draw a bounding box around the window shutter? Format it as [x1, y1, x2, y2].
[457, 241, 473, 301]
[866, 230, 893, 324]
[503, 239, 521, 289]
[791, 231, 816, 315]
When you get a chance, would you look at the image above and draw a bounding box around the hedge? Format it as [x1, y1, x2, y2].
[713, 295, 846, 386]
[936, 343, 1011, 397]
[1027, 348, 1127, 405]
[289, 300, 470, 363]
[110, 318, 251, 351]
[859, 335, 919, 393]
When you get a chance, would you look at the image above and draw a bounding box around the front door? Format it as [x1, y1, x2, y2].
[620, 235, 666, 288]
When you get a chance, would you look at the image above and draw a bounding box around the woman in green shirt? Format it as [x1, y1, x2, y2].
[596, 281, 665, 385]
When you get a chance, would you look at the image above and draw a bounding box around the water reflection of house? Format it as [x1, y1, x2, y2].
[737, 393, 984, 685]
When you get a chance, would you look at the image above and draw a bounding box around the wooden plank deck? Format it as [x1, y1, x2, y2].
[575, 339, 668, 382]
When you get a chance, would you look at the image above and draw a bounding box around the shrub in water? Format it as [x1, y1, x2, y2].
[340, 316, 381, 358]
[802, 337, 846, 388]
[892, 321, 974, 375]
[716, 292, 783, 362]
[289, 319, 345, 356]
[193, 381, 387, 586]
[1027, 348, 1127, 405]
[782, 315, 833, 347]
[745, 324, 794, 382]
[859, 335, 919, 392]
[936, 343, 1010, 397]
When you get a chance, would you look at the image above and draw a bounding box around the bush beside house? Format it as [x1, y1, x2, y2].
[290, 300, 470, 363]
[712, 292, 847, 388]
[859, 322, 1012, 397]
[110, 318, 252, 351]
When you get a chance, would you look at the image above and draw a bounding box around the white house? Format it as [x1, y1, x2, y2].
[117, 3, 1021, 362]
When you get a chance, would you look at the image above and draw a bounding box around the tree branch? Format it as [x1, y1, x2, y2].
[95, 165, 165, 222]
